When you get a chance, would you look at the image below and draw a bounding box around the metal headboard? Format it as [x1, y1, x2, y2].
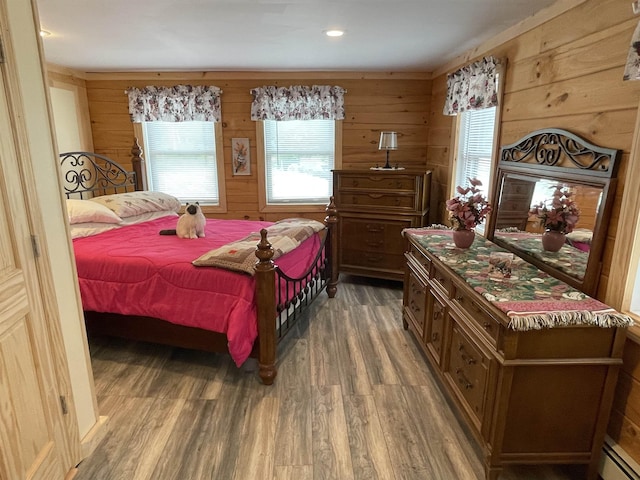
[60, 151, 136, 199]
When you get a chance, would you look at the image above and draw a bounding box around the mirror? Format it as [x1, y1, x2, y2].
[486, 129, 620, 296]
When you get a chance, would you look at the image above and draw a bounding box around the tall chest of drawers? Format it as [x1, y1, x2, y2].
[333, 169, 431, 281]
[402, 231, 629, 480]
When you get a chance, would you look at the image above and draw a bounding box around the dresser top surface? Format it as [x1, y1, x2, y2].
[404, 228, 633, 332]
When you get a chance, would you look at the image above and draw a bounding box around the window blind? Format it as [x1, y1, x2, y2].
[142, 121, 219, 204]
[263, 120, 335, 204]
[455, 107, 496, 198]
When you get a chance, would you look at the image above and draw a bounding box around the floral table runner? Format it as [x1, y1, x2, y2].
[403, 228, 633, 331]
[493, 231, 588, 281]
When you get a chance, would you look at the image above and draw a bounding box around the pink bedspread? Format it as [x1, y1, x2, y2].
[72, 216, 322, 365]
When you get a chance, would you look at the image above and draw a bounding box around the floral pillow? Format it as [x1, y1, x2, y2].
[66, 199, 123, 225]
[89, 191, 181, 218]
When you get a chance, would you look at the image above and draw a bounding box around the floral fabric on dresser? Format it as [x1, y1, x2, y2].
[403, 229, 633, 331]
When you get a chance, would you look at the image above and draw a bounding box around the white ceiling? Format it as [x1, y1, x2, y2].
[36, 0, 560, 73]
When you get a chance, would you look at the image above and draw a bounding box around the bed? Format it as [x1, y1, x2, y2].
[61, 140, 339, 385]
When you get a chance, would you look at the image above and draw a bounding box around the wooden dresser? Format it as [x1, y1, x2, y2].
[402, 230, 629, 480]
[333, 169, 431, 281]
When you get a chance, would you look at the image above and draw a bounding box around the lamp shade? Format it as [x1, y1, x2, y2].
[378, 131, 398, 150]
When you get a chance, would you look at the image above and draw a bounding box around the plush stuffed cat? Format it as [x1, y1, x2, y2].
[159, 202, 206, 239]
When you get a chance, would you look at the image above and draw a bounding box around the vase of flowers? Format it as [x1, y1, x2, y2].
[529, 185, 580, 252]
[446, 178, 491, 249]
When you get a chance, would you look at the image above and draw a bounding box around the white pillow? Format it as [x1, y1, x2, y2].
[70, 222, 121, 239]
[119, 210, 178, 226]
[89, 191, 181, 218]
[66, 199, 123, 225]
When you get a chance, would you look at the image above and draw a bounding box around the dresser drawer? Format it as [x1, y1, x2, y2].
[426, 289, 447, 365]
[453, 288, 501, 346]
[337, 191, 417, 210]
[405, 269, 427, 339]
[341, 218, 408, 253]
[342, 249, 405, 271]
[407, 243, 432, 272]
[447, 323, 491, 428]
[430, 263, 453, 296]
[337, 174, 419, 192]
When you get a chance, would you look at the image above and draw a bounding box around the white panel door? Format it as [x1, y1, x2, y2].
[0, 56, 67, 480]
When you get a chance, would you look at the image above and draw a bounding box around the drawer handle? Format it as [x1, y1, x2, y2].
[368, 194, 384, 199]
[431, 332, 439, 342]
[409, 300, 421, 314]
[366, 224, 385, 233]
[455, 368, 473, 390]
[483, 321, 493, 331]
[366, 240, 384, 247]
[365, 254, 384, 263]
[461, 352, 476, 365]
[455, 295, 463, 302]
[458, 342, 476, 365]
[433, 310, 442, 320]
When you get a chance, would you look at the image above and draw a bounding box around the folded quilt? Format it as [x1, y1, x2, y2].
[193, 218, 325, 274]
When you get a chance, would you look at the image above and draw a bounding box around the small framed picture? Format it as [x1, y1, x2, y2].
[232, 138, 251, 176]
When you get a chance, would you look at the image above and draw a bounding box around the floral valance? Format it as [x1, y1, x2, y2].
[125, 85, 222, 122]
[250, 85, 345, 121]
[443, 56, 500, 116]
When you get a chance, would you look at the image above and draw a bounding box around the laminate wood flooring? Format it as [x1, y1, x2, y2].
[76, 275, 588, 480]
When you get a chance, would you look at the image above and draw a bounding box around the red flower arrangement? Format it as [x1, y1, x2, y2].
[446, 178, 491, 231]
[529, 185, 580, 234]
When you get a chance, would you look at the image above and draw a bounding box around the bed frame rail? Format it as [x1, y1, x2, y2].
[255, 198, 338, 384]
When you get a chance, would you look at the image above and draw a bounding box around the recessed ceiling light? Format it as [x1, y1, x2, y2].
[325, 30, 344, 37]
[40, 30, 51, 37]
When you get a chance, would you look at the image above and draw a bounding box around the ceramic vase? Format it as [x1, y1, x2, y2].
[541, 229, 566, 252]
[452, 229, 475, 249]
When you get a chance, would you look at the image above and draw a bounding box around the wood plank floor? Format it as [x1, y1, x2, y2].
[76, 275, 588, 480]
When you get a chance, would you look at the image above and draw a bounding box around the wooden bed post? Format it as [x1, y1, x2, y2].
[255, 229, 277, 385]
[130, 137, 147, 191]
[325, 196, 339, 298]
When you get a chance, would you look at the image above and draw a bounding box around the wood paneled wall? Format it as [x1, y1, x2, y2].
[425, 0, 640, 465]
[81, 73, 431, 221]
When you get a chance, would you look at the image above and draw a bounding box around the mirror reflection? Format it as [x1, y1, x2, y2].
[492, 174, 603, 281]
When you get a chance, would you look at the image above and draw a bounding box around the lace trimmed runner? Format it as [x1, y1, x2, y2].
[402, 228, 634, 331]
[193, 218, 325, 275]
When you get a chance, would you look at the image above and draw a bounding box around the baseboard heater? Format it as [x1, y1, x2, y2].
[600, 436, 640, 480]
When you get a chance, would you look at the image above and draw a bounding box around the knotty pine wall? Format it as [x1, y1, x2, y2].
[426, 0, 640, 465]
[81, 73, 431, 222]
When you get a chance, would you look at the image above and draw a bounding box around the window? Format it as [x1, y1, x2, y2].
[261, 119, 336, 206]
[140, 121, 225, 209]
[453, 107, 497, 232]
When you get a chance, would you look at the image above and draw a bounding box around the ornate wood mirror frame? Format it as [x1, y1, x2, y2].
[486, 128, 620, 297]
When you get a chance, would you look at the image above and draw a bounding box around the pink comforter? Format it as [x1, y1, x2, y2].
[72, 216, 322, 365]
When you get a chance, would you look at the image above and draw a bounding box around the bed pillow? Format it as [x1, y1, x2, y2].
[119, 210, 179, 226]
[89, 191, 181, 218]
[66, 199, 123, 225]
[69, 222, 121, 239]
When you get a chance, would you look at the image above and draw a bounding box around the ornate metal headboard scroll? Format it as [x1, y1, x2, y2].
[60, 151, 137, 199]
[500, 128, 620, 179]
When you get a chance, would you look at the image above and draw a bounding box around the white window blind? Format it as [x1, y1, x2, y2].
[455, 107, 497, 233]
[263, 119, 335, 204]
[455, 107, 496, 199]
[142, 121, 219, 204]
